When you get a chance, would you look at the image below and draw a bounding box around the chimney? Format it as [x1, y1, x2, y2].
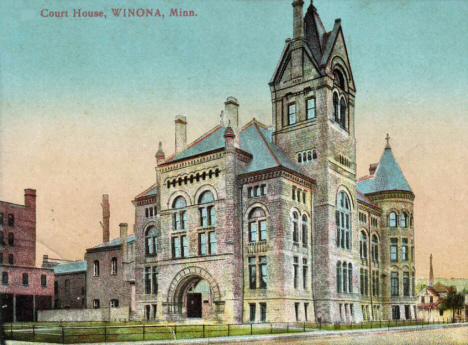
[292, 0, 305, 40]
[42, 254, 49, 267]
[24, 189, 36, 210]
[155, 141, 165, 166]
[369, 164, 378, 177]
[429, 254, 434, 288]
[120, 223, 128, 262]
[175, 115, 187, 153]
[224, 97, 239, 146]
[101, 194, 110, 244]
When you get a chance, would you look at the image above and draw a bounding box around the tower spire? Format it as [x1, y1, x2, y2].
[385, 133, 391, 149]
[429, 254, 434, 288]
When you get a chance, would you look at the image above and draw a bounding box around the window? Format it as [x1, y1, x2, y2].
[93, 260, 100, 277]
[391, 272, 399, 297]
[402, 239, 408, 261]
[360, 232, 368, 259]
[110, 299, 119, 308]
[421, 296, 425, 304]
[372, 270, 380, 297]
[0, 252, 3, 264]
[259, 256, 267, 289]
[0, 213, 3, 225]
[302, 215, 308, 247]
[22, 273, 29, 286]
[392, 306, 400, 320]
[430, 296, 433, 304]
[403, 272, 410, 297]
[304, 303, 309, 322]
[145, 267, 158, 295]
[249, 208, 267, 242]
[389, 212, 397, 228]
[199, 191, 215, 227]
[65, 279, 70, 292]
[172, 235, 187, 258]
[2, 272, 8, 285]
[401, 212, 408, 228]
[288, 103, 296, 125]
[260, 303, 267, 322]
[8, 254, 13, 265]
[293, 256, 299, 289]
[8, 214, 14, 226]
[209, 232, 217, 254]
[0, 231, 4, 245]
[371, 235, 379, 262]
[333, 93, 339, 122]
[292, 186, 296, 201]
[390, 238, 398, 262]
[40, 274, 47, 287]
[111, 257, 118, 275]
[307, 98, 316, 119]
[249, 257, 257, 289]
[339, 97, 347, 129]
[292, 212, 299, 243]
[347, 263, 353, 293]
[172, 196, 188, 231]
[336, 191, 351, 249]
[199, 231, 217, 255]
[8, 233, 14, 247]
[360, 269, 368, 296]
[302, 259, 308, 290]
[199, 233, 207, 255]
[249, 303, 256, 322]
[337, 262, 342, 293]
[93, 299, 100, 309]
[145, 226, 158, 257]
[295, 303, 300, 321]
[54, 281, 58, 294]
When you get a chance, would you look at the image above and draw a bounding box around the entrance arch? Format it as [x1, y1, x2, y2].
[167, 266, 222, 319]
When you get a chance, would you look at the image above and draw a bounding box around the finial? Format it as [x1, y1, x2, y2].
[156, 141, 165, 158]
[385, 133, 391, 149]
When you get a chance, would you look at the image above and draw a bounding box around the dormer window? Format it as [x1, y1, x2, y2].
[288, 103, 296, 125]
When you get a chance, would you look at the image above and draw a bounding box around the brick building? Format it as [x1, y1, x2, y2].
[0, 189, 54, 322]
[130, 1, 416, 323]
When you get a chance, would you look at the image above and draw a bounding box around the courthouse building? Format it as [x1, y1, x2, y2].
[130, 1, 417, 323]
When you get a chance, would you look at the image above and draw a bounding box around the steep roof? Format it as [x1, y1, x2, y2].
[53, 260, 87, 275]
[92, 234, 136, 249]
[135, 183, 158, 200]
[357, 190, 380, 210]
[357, 145, 412, 195]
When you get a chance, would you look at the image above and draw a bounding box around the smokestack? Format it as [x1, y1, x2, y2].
[224, 97, 239, 146]
[175, 115, 187, 153]
[429, 254, 434, 288]
[24, 189, 36, 210]
[120, 223, 128, 263]
[292, 0, 304, 40]
[101, 194, 110, 244]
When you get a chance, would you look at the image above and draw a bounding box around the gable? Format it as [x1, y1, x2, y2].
[324, 30, 356, 91]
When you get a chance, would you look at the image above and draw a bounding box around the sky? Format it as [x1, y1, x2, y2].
[1, 0, 468, 279]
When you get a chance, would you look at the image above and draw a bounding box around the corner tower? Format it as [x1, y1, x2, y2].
[270, 1, 359, 322]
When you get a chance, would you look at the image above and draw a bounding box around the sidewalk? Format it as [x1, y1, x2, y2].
[6, 322, 468, 345]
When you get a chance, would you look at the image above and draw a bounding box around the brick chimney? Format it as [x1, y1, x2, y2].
[224, 97, 239, 147]
[369, 163, 378, 177]
[24, 189, 36, 210]
[292, 0, 305, 40]
[101, 194, 110, 244]
[120, 223, 128, 262]
[175, 115, 187, 153]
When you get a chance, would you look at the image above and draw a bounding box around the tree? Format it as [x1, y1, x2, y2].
[438, 290, 465, 323]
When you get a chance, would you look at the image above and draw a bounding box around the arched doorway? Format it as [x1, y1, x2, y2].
[167, 266, 222, 321]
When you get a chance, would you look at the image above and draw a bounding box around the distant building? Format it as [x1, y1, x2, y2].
[42, 256, 87, 310]
[0, 189, 54, 321]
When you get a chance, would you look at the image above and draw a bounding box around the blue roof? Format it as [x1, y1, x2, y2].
[135, 183, 158, 200]
[358, 147, 412, 195]
[53, 261, 87, 275]
[162, 119, 311, 179]
[93, 234, 136, 249]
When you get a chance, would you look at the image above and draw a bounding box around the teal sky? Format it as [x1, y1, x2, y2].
[1, 0, 468, 278]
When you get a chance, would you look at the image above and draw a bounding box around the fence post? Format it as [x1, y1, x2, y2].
[319, 320, 321, 331]
[203, 324, 205, 338]
[250, 323, 252, 335]
[104, 325, 107, 342]
[303, 322, 306, 332]
[62, 326, 65, 344]
[32, 325, 35, 340]
[11, 324, 13, 338]
[143, 324, 146, 341]
[227, 324, 230, 336]
[287, 323, 289, 333]
[270, 323, 273, 334]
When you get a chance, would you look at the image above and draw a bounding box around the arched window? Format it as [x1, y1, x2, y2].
[292, 212, 299, 243]
[389, 212, 397, 228]
[145, 226, 158, 257]
[199, 191, 215, 227]
[336, 191, 351, 249]
[172, 196, 188, 231]
[334, 69, 345, 89]
[333, 93, 339, 122]
[302, 215, 308, 247]
[401, 212, 408, 228]
[93, 260, 100, 277]
[371, 235, 379, 262]
[337, 262, 342, 293]
[348, 263, 353, 293]
[111, 257, 117, 275]
[340, 97, 347, 129]
[249, 208, 267, 242]
[343, 261, 348, 293]
[360, 232, 368, 259]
